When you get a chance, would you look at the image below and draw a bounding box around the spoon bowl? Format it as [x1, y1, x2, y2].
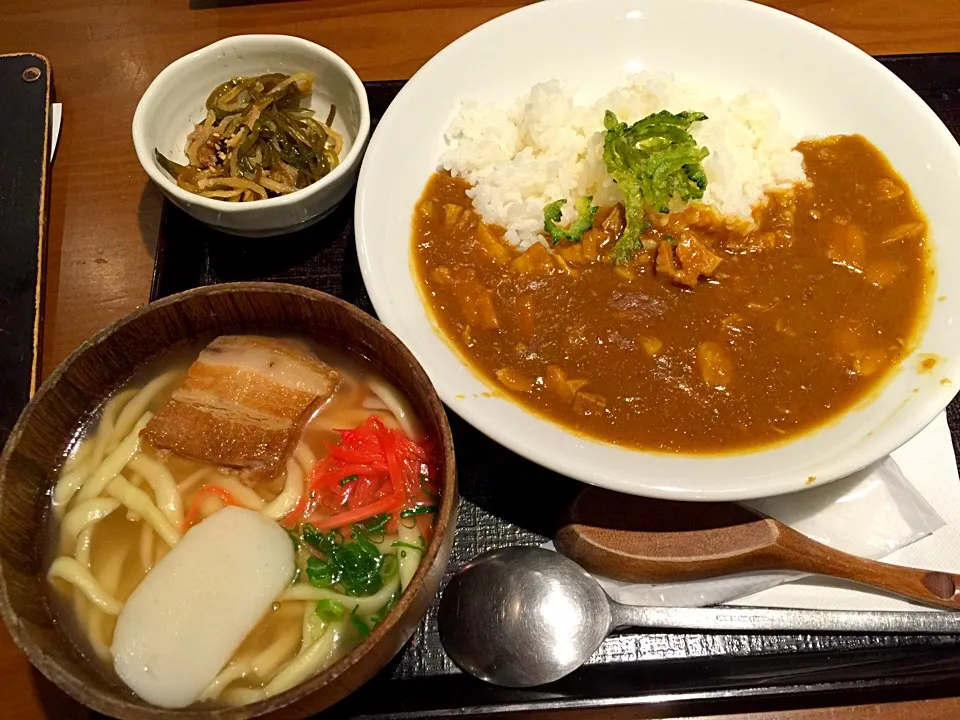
[437, 547, 611, 687]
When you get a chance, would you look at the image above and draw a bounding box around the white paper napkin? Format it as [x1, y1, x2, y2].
[50, 102, 62, 162]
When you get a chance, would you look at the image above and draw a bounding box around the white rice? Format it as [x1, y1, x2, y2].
[439, 72, 806, 250]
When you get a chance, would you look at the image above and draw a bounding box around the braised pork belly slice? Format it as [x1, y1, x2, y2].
[142, 336, 340, 482]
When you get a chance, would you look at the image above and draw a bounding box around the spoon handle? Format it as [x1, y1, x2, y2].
[612, 603, 960, 634]
[772, 523, 960, 610]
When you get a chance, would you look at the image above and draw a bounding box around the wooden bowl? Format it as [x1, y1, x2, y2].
[0, 282, 458, 719]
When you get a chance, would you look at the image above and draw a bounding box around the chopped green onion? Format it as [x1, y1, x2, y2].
[339, 474, 359, 486]
[381, 554, 399, 579]
[315, 598, 346, 622]
[302, 524, 385, 596]
[351, 526, 380, 555]
[419, 476, 438, 500]
[370, 590, 400, 627]
[306, 556, 333, 588]
[363, 512, 390, 535]
[400, 506, 437, 519]
[287, 529, 301, 552]
[391, 541, 424, 552]
[301, 523, 332, 551]
[351, 609, 371, 637]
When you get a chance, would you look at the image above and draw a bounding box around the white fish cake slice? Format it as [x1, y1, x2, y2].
[112, 506, 295, 708]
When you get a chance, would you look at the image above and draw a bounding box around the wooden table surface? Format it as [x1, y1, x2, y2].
[1, 0, 959, 718]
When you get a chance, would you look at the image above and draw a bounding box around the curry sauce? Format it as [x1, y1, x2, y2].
[412, 135, 930, 453]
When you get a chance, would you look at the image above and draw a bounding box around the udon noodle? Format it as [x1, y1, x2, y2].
[46, 338, 439, 708]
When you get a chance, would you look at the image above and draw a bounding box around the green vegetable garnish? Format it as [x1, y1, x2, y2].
[301, 524, 337, 551]
[287, 529, 301, 552]
[543, 195, 599, 245]
[391, 541, 424, 552]
[363, 512, 390, 535]
[339, 474, 359, 486]
[315, 598, 346, 622]
[306, 555, 334, 588]
[301, 523, 388, 596]
[353, 513, 389, 544]
[602, 109, 709, 263]
[351, 610, 371, 638]
[369, 590, 400, 627]
[380, 554, 399, 579]
[400, 506, 437, 519]
[419, 475, 438, 500]
[353, 526, 382, 559]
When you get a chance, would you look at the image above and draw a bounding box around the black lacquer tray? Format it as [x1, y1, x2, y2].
[149, 54, 960, 719]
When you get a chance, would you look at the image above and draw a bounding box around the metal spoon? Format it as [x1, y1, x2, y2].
[438, 546, 960, 687]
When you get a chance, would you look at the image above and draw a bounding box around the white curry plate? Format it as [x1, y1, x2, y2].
[355, 0, 960, 501]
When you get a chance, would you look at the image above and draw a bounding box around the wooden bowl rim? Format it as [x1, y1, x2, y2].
[0, 281, 458, 720]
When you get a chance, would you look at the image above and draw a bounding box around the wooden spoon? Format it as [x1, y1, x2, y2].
[554, 486, 960, 610]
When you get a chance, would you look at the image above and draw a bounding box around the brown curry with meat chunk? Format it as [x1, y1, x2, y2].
[412, 135, 931, 453]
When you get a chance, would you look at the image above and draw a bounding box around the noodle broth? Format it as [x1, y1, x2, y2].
[46, 336, 439, 708]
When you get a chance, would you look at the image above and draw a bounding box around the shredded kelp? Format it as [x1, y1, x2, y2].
[155, 72, 342, 202]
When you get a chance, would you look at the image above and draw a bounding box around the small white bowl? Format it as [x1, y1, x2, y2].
[133, 35, 370, 237]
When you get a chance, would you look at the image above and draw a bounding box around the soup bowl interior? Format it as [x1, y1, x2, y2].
[0, 283, 456, 720]
[355, 0, 960, 501]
